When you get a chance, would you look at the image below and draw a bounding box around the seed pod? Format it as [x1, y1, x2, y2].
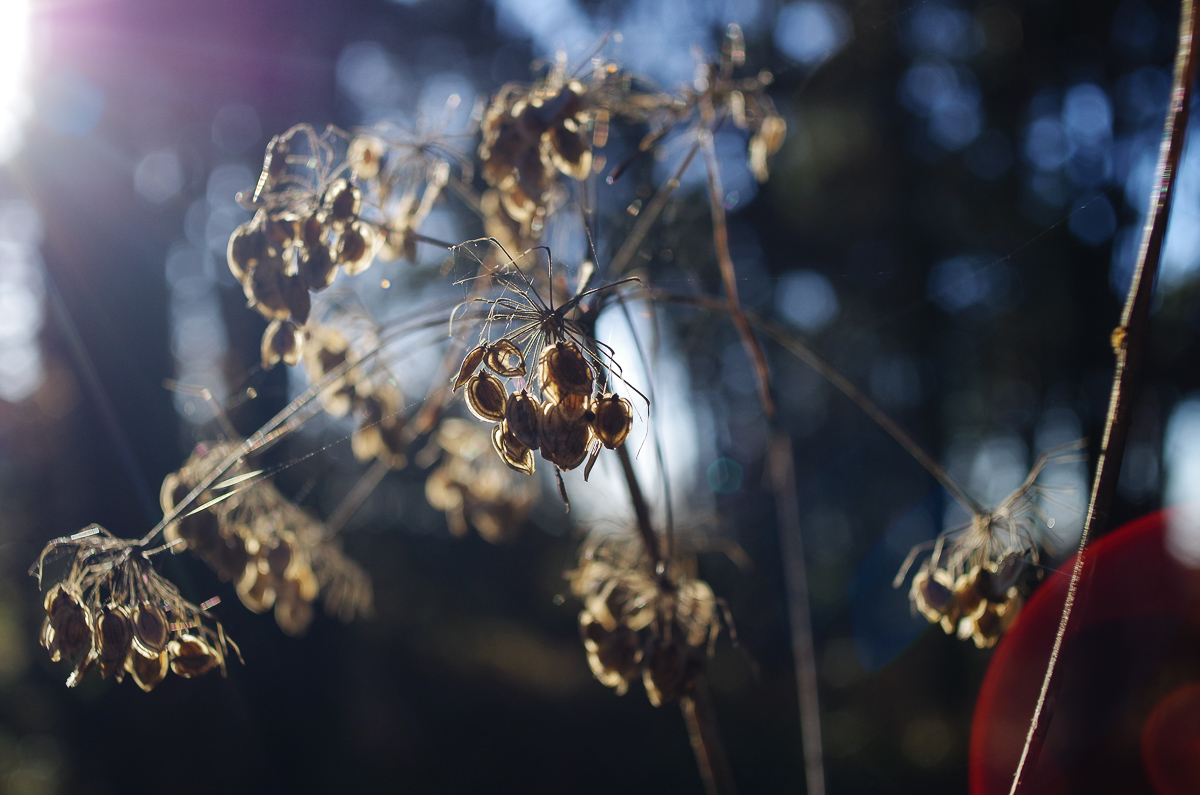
[261, 319, 303, 370]
[43, 586, 93, 665]
[168, 634, 221, 678]
[227, 222, 266, 282]
[302, 213, 325, 250]
[491, 422, 535, 475]
[465, 371, 507, 423]
[454, 345, 488, 391]
[642, 636, 698, 708]
[300, 244, 338, 292]
[274, 578, 315, 638]
[954, 567, 985, 623]
[504, 390, 542, 450]
[324, 179, 361, 223]
[539, 402, 591, 470]
[265, 215, 300, 251]
[265, 536, 295, 580]
[538, 341, 593, 405]
[591, 393, 633, 449]
[96, 606, 134, 682]
[246, 254, 297, 320]
[910, 566, 958, 631]
[348, 135, 385, 180]
[484, 338, 526, 378]
[236, 561, 275, 614]
[337, 221, 377, 275]
[126, 648, 169, 692]
[132, 602, 170, 657]
[580, 611, 642, 696]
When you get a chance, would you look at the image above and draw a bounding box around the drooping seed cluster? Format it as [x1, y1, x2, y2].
[227, 125, 380, 370]
[160, 441, 373, 636]
[423, 418, 539, 543]
[302, 323, 408, 470]
[33, 526, 234, 690]
[570, 534, 721, 706]
[454, 338, 632, 476]
[910, 557, 1025, 649]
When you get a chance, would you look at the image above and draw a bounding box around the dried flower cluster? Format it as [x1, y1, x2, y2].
[160, 441, 373, 636]
[33, 526, 235, 690]
[570, 534, 721, 706]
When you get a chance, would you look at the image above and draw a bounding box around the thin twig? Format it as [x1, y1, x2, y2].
[1009, 1, 1198, 791]
[608, 140, 701, 278]
[768, 433, 827, 795]
[682, 677, 738, 795]
[615, 442, 662, 570]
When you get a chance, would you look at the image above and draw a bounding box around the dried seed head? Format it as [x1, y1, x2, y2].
[538, 341, 593, 405]
[591, 393, 632, 449]
[454, 344, 488, 391]
[261, 319, 303, 370]
[580, 611, 642, 695]
[465, 371, 508, 423]
[749, 113, 787, 183]
[504, 390, 542, 450]
[954, 567, 985, 622]
[911, 566, 958, 629]
[126, 648, 169, 692]
[539, 402, 591, 470]
[324, 179, 361, 223]
[96, 606, 134, 681]
[491, 422, 536, 475]
[484, 338, 527, 378]
[337, 221, 377, 275]
[132, 602, 170, 657]
[168, 634, 222, 678]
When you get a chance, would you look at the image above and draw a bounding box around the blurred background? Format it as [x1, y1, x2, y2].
[0, 0, 1197, 792]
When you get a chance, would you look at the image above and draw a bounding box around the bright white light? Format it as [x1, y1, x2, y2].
[0, 0, 32, 162]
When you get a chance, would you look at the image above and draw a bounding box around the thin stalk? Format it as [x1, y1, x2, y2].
[609, 140, 701, 278]
[1010, 1, 1198, 791]
[615, 442, 662, 570]
[768, 433, 827, 795]
[699, 131, 776, 419]
[651, 291, 985, 517]
[682, 678, 738, 795]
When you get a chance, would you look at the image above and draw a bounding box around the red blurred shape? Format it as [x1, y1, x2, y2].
[970, 509, 1200, 795]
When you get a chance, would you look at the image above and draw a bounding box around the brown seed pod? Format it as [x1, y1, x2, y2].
[538, 341, 593, 405]
[246, 254, 305, 321]
[484, 338, 526, 378]
[454, 345, 488, 391]
[504, 390, 542, 450]
[168, 634, 221, 678]
[580, 611, 642, 696]
[43, 586, 93, 665]
[465, 371, 507, 423]
[491, 422, 536, 475]
[299, 243, 338, 292]
[126, 648, 169, 692]
[539, 402, 591, 470]
[261, 319, 303, 370]
[274, 577, 315, 638]
[265, 536, 294, 580]
[96, 606, 134, 682]
[324, 180, 361, 223]
[236, 561, 276, 614]
[347, 135, 385, 180]
[265, 215, 300, 250]
[591, 393, 633, 449]
[302, 213, 325, 250]
[132, 602, 170, 657]
[337, 221, 377, 275]
[911, 566, 959, 632]
[227, 222, 266, 282]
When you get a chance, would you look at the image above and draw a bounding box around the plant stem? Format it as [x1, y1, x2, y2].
[768, 433, 827, 795]
[615, 441, 662, 570]
[682, 677, 738, 795]
[1009, 1, 1198, 791]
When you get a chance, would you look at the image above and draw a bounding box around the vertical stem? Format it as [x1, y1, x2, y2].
[1010, 1, 1198, 791]
[682, 677, 739, 795]
[768, 433, 827, 795]
[615, 441, 662, 569]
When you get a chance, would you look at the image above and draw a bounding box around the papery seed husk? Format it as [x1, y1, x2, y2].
[642, 637, 696, 708]
[580, 611, 641, 696]
[300, 244, 338, 292]
[265, 537, 294, 580]
[227, 222, 266, 282]
[591, 393, 633, 449]
[282, 271, 311, 325]
[538, 341, 593, 404]
[274, 578, 314, 638]
[126, 648, 169, 692]
[97, 606, 134, 681]
[261, 319, 303, 370]
[168, 634, 221, 678]
[954, 568, 985, 620]
[236, 563, 276, 614]
[484, 339, 526, 378]
[539, 402, 591, 471]
[265, 216, 299, 251]
[324, 180, 361, 223]
[45, 587, 92, 664]
[454, 345, 488, 391]
[348, 135, 385, 180]
[302, 213, 325, 250]
[246, 254, 293, 320]
[465, 371, 507, 423]
[911, 567, 957, 626]
[504, 390, 542, 450]
[132, 602, 169, 657]
[491, 422, 535, 475]
[338, 222, 377, 275]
